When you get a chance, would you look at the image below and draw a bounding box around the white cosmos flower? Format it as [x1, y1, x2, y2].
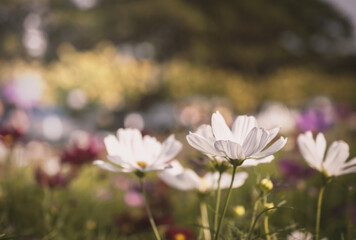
[287, 231, 313, 240]
[186, 111, 287, 166]
[158, 160, 248, 192]
[297, 131, 356, 177]
[94, 128, 182, 173]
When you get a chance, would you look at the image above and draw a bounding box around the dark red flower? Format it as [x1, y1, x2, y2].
[35, 157, 78, 189]
[61, 133, 104, 165]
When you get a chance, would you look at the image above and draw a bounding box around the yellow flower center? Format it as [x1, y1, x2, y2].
[174, 233, 186, 240]
[136, 161, 147, 169]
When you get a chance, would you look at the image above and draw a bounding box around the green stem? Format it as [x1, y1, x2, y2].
[139, 178, 161, 240]
[263, 199, 271, 240]
[200, 201, 211, 240]
[213, 171, 223, 238]
[247, 194, 261, 239]
[264, 215, 270, 240]
[263, 195, 271, 240]
[214, 164, 237, 240]
[315, 185, 326, 240]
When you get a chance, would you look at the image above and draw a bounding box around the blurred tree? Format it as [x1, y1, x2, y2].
[0, 0, 355, 74]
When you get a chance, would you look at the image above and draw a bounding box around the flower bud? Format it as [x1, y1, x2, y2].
[233, 205, 245, 217]
[264, 202, 276, 215]
[259, 178, 273, 193]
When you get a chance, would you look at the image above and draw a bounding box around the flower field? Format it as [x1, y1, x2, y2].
[0, 1, 356, 239]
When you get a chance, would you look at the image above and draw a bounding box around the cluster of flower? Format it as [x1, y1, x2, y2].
[95, 111, 356, 239]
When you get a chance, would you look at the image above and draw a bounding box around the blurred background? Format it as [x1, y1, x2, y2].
[0, 0, 355, 239]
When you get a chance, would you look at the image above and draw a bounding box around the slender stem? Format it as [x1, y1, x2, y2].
[263, 195, 271, 240]
[200, 201, 211, 240]
[213, 171, 223, 238]
[214, 165, 237, 240]
[315, 185, 326, 240]
[264, 215, 270, 240]
[248, 194, 261, 238]
[139, 178, 161, 240]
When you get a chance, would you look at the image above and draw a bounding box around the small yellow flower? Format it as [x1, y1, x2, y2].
[259, 178, 273, 193]
[174, 233, 186, 240]
[233, 205, 245, 217]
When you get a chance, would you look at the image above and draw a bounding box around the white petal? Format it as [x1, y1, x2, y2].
[93, 160, 124, 172]
[159, 168, 200, 191]
[231, 115, 258, 144]
[218, 172, 248, 189]
[107, 155, 134, 169]
[342, 157, 356, 169]
[186, 132, 221, 156]
[143, 135, 162, 161]
[156, 135, 182, 164]
[251, 137, 287, 159]
[337, 165, 356, 176]
[202, 172, 219, 190]
[196, 124, 215, 142]
[316, 133, 327, 161]
[254, 127, 280, 153]
[243, 127, 269, 157]
[242, 127, 259, 157]
[297, 132, 322, 171]
[160, 160, 185, 175]
[323, 141, 349, 176]
[241, 155, 274, 167]
[211, 111, 233, 140]
[104, 135, 121, 155]
[145, 163, 171, 172]
[116, 128, 137, 161]
[214, 140, 245, 160]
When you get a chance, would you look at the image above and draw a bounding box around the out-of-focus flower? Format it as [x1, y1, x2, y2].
[297, 97, 336, 133]
[297, 109, 332, 133]
[233, 205, 245, 217]
[159, 161, 247, 193]
[112, 175, 131, 191]
[26, 141, 53, 165]
[42, 115, 64, 141]
[71, 0, 98, 10]
[66, 88, 88, 110]
[0, 126, 25, 146]
[124, 190, 144, 207]
[187, 111, 287, 166]
[35, 157, 76, 188]
[0, 110, 29, 146]
[164, 226, 196, 240]
[257, 102, 297, 135]
[94, 128, 182, 174]
[279, 159, 315, 179]
[2, 72, 44, 108]
[287, 231, 313, 240]
[297, 131, 356, 177]
[93, 187, 114, 202]
[124, 112, 145, 131]
[62, 130, 104, 165]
